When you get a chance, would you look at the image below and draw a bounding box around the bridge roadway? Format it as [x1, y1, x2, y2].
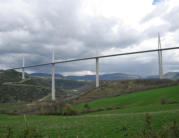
[10, 46, 179, 70]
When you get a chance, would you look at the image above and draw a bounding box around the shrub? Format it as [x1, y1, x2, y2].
[83, 103, 91, 113]
[39, 104, 56, 115]
[84, 103, 90, 110]
[38, 100, 66, 115]
[137, 113, 157, 137]
[115, 106, 121, 109]
[106, 107, 113, 110]
[63, 104, 78, 115]
[4, 126, 13, 138]
[161, 97, 167, 105]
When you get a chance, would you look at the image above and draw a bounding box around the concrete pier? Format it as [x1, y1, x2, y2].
[96, 57, 99, 87]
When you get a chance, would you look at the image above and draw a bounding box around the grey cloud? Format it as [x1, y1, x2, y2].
[141, 2, 179, 38]
[0, 0, 178, 76]
[163, 6, 179, 32]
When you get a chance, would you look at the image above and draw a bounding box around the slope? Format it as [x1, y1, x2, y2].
[0, 70, 92, 103]
[73, 79, 178, 104]
[0, 70, 21, 85]
[75, 85, 179, 110]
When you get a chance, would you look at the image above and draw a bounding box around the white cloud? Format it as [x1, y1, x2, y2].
[0, 0, 178, 76]
[62, 70, 95, 76]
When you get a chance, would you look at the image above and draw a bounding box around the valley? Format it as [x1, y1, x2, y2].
[0, 70, 178, 137]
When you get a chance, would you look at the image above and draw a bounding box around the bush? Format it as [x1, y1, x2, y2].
[2, 126, 13, 138]
[84, 103, 90, 110]
[63, 104, 78, 115]
[39, 103, 56, 115]
[106, 107, 113, 110]
[115, 106, 121, 109]
[83, 103, 91, 113]
[161, 97, 167, 105]
[38, 100, 66, 115]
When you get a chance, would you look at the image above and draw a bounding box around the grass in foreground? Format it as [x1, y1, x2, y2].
[0, 109, 178, 137]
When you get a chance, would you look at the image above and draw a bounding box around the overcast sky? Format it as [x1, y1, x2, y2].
[0, 0, 179, 76]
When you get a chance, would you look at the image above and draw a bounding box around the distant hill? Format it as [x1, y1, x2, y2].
[164, 72, 179, 80]
[28, 72, 140, 80]
[3, 70, 179, 81]
[0, 70, 21, 85]
[68, 72, 179, 80]
[25, 71, 179, 81]
[0, 70, 50, 103]
[144, 75, 159, 79]
[144, 72, 179, 80]
[28, 73, 64, 78]
[67, 73, 140, 80]
[0, 70, 91, 103]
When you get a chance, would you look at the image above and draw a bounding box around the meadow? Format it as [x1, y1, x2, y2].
[0, 85, 178, 137]
[75, 85, 179, 109]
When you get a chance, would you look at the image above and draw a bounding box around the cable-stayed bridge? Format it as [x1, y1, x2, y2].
[5, 35, 179, 101]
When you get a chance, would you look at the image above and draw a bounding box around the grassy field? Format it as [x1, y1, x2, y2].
[0, 85, 178, 137]
[0, 107, 178, 137]
[74, 85, 179, 109]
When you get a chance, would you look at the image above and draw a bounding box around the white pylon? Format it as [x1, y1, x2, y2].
[96, 57, 99, 87]
[52, 48, 56, 101]
[158, 33, 163, 79]
[22, 56, 25, 80]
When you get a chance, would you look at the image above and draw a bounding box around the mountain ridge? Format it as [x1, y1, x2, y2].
[27, 72, 179, 80]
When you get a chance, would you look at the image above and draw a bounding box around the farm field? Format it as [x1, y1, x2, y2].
[0, 85, 178, 137]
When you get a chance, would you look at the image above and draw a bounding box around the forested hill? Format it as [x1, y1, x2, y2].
[0, 70, 91, 103]
[0, 70, 21, 85]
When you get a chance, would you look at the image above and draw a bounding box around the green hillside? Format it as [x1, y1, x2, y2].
[75, 85, 179, 109]
[73, 79, 178, 104]
[0, 84, 179, 137]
